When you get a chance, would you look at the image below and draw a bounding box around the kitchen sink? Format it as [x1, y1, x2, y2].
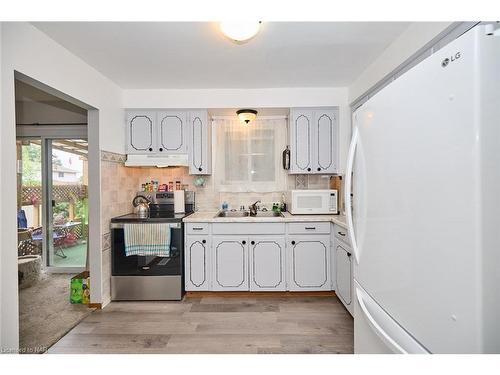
[215, 210, 284, 218]
[253, 211, 284, 218]
[216, 210, 250, 218]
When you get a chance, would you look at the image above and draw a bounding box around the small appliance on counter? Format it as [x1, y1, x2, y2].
[110, 191, 195, 301]
[132, 194, 151, 218]
[286, 189, 338, 215]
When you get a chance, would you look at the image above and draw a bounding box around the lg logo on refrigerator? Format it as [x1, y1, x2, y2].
[441, 52, 461, 67]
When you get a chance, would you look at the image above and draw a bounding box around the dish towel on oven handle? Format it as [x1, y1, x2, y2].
[124, 223, 172, 257]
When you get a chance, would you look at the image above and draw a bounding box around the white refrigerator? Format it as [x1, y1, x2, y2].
[346, 25, 500, 354]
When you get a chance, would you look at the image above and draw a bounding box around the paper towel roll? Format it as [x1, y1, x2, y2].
[174, 190, 185, 213]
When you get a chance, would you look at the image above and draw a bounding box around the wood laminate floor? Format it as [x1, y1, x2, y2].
[48, 295, 353, 354]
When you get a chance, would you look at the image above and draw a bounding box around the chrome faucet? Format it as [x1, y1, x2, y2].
[249, 200, 261, 216]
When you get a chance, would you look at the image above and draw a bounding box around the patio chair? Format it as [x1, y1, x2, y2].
[30, 227, 68, 259]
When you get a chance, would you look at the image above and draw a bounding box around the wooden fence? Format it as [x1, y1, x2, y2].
[21, 184, 87, 206]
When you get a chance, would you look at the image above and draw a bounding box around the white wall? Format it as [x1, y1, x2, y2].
[16, 100, 87, 125]
[349, 22, 453, 103]
[1, 22, 123, 350]
[123, 87, 347, 109]
[124, 87, 351, 173]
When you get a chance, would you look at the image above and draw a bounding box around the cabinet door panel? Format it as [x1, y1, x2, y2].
[127, 112, 155, 154]
[158, 111, 186, 153]
[213, 236, 248, 290]
[290, 110, 313, 173]
[189, 111, 212, 175]
[288, 235, 331, 291]
[185, 236, 210, 290]
[316, 110, 337, 173]
[336, 244, 352, 305]
[250, 237, 286, 291]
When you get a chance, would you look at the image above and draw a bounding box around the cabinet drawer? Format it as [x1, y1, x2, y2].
[186, 223, 210, 235]
[334, 225, 351, 246]
[212, 223, 285, 235]
[288, 222, 330, 235]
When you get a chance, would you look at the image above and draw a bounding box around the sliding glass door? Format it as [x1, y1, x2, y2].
[45, 138, 89, 269]
[17, 135, 88, 272]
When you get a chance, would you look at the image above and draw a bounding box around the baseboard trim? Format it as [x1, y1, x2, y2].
[185, 291, 337, 298]
[88, 303, 102, 309]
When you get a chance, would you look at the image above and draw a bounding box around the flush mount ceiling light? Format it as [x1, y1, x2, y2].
[237, 109, 258, 124]
[219, 21, 261, 43]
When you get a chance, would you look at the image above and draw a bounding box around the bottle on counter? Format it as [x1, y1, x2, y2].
[168, 181, 174, 191]
[175, 181, 181, 190]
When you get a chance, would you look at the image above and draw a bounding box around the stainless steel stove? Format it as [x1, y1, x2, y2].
[110, 191, 194, 301]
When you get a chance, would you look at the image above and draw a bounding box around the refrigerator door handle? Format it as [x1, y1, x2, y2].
[345, 127, 359, 264]
[356, 284, 429, 354]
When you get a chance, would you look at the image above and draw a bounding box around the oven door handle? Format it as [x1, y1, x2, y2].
[110, 222, 181, 229]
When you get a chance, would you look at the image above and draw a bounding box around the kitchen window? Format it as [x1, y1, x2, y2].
[213, 117, 287, 192]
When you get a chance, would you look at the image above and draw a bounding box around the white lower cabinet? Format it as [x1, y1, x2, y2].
[212, 236, 249, 291]
[249, 236, 286, 291]
[185, 222, 332, 292]
[185, 235, 211, 291]
[287, 234, 331, 291]
[335, 243, 352, 306]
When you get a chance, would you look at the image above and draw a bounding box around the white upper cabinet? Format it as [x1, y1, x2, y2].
[290, 109, 314, 173]
[189, 110, 212, 175]
[249, 236, 286, 291]
[126, 109, 212, 174]
[289, 108, 338, 174]
[126, 111, 156, 154]
[315, 109, 338, 174]
[157, 111, 187, 154]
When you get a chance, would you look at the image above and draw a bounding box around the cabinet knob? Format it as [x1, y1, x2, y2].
[291, 240, 296, 245]
[307, 167, 311, 172]
[202, 239, 206, 244]
[159, 148, 163, 152]
[317, 167, 321, 171]
[148, 147, 153, 152]
[198, 167, 203, 172]
[250, 241, 255, 245]
[242, 240, 246, 245]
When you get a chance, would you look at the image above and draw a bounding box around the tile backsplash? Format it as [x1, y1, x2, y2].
[101, 151, 335, 217]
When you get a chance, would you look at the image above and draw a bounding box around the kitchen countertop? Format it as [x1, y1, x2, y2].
[183, 211, 347, 228]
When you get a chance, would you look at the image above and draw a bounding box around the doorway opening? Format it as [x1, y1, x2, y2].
[15, 79, 94, 353]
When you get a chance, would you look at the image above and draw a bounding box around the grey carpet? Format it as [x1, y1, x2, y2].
[19, 272, 94, 354]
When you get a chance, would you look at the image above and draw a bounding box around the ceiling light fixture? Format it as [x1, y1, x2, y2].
[237, 109, 258, 124]
[219, 21, 262, 43]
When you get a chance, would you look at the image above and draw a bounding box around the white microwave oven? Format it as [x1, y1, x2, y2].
[287, 189, 338, 215]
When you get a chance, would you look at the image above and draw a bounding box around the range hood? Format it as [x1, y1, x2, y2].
[125, 154, 189, 167]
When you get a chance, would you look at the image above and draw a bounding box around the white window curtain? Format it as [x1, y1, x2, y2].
[213, 117, 287, 192]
